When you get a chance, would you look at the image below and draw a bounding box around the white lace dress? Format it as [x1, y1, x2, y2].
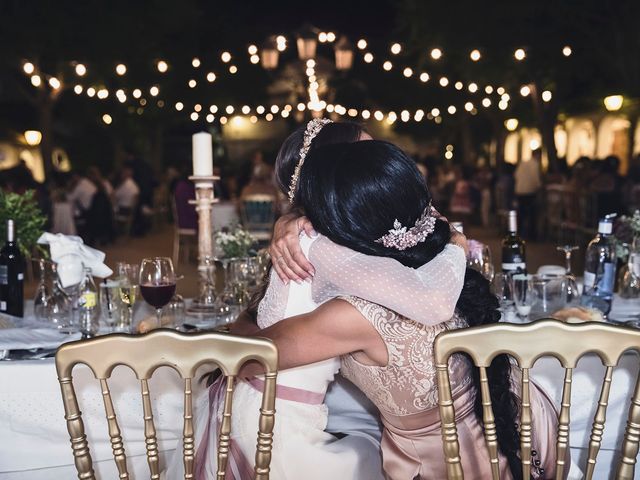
[182, 234, 466, 480]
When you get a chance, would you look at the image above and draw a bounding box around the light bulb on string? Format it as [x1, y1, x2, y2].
[221, 52, 232, 63]
[23, 62, 35, 74]
[86, 87, 96, 97]
[514, 48, 526, 61]
[192, 57, 201, 68]
[468, 83, 478, 93]
[250, 115, 258, 123]
[97, 88, 108, 99]
[116, 64, 127, 75]
[439, 77, 449, 87]
[133, 88, 142, 98]
[242, 105, 251, 114]
[470, 49, 481, 61]
[419, 72, 430, 82]
[209, 105, 218, 113]
[485, 85, 494, 94]
[403, 67, 413, 77]
[364, 53, 374, 63]
[464, 102, 474, 112]
[226, 105, 234, 114]
[431, 108, 440, 117]
[256, 105, 265, 114]
[220, 116, 228, 124]
[175, 102, 184, 111]
[229, 65, 238, 74]
[250, 55, 260, 64]
[390, 43, 401, 55]
[383, 61, 392, 71]
[454, 81, 463, 90]
[74, 85, 83, 94]
[482, 98, 491, 107]
[542, 90, 552, 102]
[190, 112, 199, 121]
[357, 39, 367, 50]
[75, 64, 86, 76]
[49, 77, 61, 89]
[447, 105, 457, 114]
[206, 72, 216, 82]
[248, 45, 258, 55]
[102, 114, 112, 125]
[562, 46, 572, 56]
[157, 60, 168, 73]
[188, 79, 197, 88]
[361, 109, 371, 119]
[430, 48, 442, 60]
[520, 85, 531, 96]
[206, 114, 215, 123]
[150, 86, 159, 97]
[194, 104, 202, 112]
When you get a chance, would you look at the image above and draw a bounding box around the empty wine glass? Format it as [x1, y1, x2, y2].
[512, 274, 535, 321]
[557, 245, 581, 305]
[139, 257, 176, 329]
[33, 258, 52, 323]
[467, 241, 495, 282]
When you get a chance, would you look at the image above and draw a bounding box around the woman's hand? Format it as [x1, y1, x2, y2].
[269, 213, 316, 283]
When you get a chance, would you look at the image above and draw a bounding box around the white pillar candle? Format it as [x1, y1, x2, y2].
[192, 131, 213, 177]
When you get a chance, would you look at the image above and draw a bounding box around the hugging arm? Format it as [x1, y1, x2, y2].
[309, 237, 466, 326]
[236, 299, 384, 378]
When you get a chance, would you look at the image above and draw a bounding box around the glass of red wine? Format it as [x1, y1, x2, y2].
[139, 257, 176, 329]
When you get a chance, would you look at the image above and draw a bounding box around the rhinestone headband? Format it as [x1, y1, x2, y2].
[287, 118, 333, 203]
[375, 202, 438, 250]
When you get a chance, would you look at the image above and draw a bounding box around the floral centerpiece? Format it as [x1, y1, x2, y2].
[214, 225, 256, 259]
[0, 189, 47, 257]
[614, 210, 640, 260]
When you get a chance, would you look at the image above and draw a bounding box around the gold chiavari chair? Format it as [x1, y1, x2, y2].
[55, 329, 278, 480]
[434, 319, 640, 480]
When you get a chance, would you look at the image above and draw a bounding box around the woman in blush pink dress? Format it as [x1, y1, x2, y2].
[238, 140, 561, 480]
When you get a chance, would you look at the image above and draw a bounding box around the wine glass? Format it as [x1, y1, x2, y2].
[139, 257, 176, 329]
[556, 245, 581, 305]
[512, 274, 535, 321]
[116, 262, 140, 328]
[467, 241, 495, 282]
[100, 280, 123, 332]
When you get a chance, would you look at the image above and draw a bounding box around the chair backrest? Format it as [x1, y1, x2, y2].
[240, 195, 276, 231]
[55, 329, 278, 480]
[434, 319, 640, 480]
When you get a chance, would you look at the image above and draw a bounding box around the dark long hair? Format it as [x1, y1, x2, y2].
[295, 140, 523, 479]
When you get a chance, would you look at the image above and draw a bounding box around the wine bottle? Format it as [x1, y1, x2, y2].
[581, 215, 617, 315]
[501, 210, 526, 276]
[0, 220, 25, 317]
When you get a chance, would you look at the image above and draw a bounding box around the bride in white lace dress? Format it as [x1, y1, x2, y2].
[180, 120, 466, 480]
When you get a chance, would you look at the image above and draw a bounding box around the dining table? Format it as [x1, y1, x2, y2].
[1, 298, 640, 479]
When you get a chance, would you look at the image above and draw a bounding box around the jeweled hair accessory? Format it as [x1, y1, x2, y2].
[375, 202, 438, 250]
[287, 118, 333, 203]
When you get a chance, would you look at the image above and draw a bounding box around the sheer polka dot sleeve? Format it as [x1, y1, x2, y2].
[309, 236, 466, 326]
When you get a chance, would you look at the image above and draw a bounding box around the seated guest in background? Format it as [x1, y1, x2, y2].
[114, 166, 140, 214]
[240, 161, 279, 199]
[84, 171, 115, 246]
[67, 171, 97, 218]
[87, 166, 114, 199]
[514, 148, 542, 240]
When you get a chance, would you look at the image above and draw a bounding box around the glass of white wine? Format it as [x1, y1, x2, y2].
[116, 262, 140, 332]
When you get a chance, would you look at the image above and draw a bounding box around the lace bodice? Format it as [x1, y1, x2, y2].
[339, 296, 472, 417]
[309, 236, 466, 326]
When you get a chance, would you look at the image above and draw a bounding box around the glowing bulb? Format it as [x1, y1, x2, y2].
[542, 90, 552, 102]
[194, 104, 202, 112]
[364, 53, 374, 63]
[229, 65, 238, 74]
[132, 88, 142, 98]
[175, 102, 184, 111]
[297, 103, 306, 111]
[282, 110, 290, 118]
[190, 112, 199, 121]
[157, 60, 168, 73]
[530, 138, 541, 150]
[86, 87, 96, 97]
[485, 85, 494, 94]
[419, 72, 430, 82]
[431, 108, 440, 117]
[306, 59, 316, 68]
[206, 114, 214, 123]
[374, 110, 384, 121]
[446, 144, 454, 152]
[188, 79, 197, 88]
[430, 48, 442, 60]
[206, 72, 216, 82]
[400, 110, 410, 122]
[497, 87, 506, 95]
[387, 111, 397, 123]
[604, 94, 624, 111]
[390, 43, 402, 55]
[48, 77, 61, 89]
[30, 75, 42, 87]
[101, 114, 112, 125]
[498, 101, 508, 110]
[23, 62, 35, 74]
[501, 93, 511, 101]
[220, 116, 228, 124]
[454, 81, 463, 90]
[318, 32, 327, 43]
[221, 52, 232, 63]
[504, 118, 519, 131]
[403, 67, 413, 77]
[226, 105, 234, 114]
[383, 61, 392, 71]
[256, 105, 265, 114]
[250, 115, 258, 123]
[250, 54, 260, 64]
[468, 83, 478, 93]
[514, 48, 526, 61]
[209, 105, 218, 113]
[270, 105, 279, 114]
[362, 109, 371, 119]
[464, 102, 474, 112]
[357, 39, 367, 50]
[562, 46, 572, 57]
[75, 64, 86, 76]
[326, 32, 336, 42]
[248, 45, 258, 55]
[447, 105, 457, 114]
[265, 113, 273, 121]
[482, 98, 491, 107]
[116, 64, 127, 75]
[439, 77, 449, 87]
[444, 151, 453, 160]
[150, 86, 159, 97]
[520, 85, 531, 96]
[97, 88, 108, 99]
[24, 130, 42, 146]
[242, 105, 251, 114]
[470, 49, 481, 61]
[192, 57, 201, 68]
[74, 85, 83, 94]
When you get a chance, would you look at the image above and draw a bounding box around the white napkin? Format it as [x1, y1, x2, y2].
[37, 233, 113, 287]
[0, 328, 81, 350]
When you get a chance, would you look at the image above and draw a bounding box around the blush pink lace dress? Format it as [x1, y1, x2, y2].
[187, 235, 467, 480]
[340, 296, 560, 480]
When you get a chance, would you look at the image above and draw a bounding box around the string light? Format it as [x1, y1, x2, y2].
[75, 64, 87, 76]
[206, 72, 216, 82]
[439, 77, 449, 87]
[383, 61, 392, 71]
[318, 32, 328, 43]
[86, 87, 96, 97]
[74, 85, 83, 94]
[562, 46, 572, 57]
[542, 90, 552, 102]
[242, 105, 251, 114]
[150, 86, 159, 97]
[221, 52, 232, 63]
[497, 87, 506, 95]
[400, 110, 410, 122]
[505, 118, 519, 131]
[390, 43, 402, 55]
[23, 62, 35, 74]
[430, 48, 442, 60]
[265, 113, 273, 121]
[256, 105, 265, 114]
[116, 64, 127, 75]
[206, 114, 215, 123]
[226, 105, 234, 114]
[364, 53, 374, 63]
[464, 102, 474, 112]
[374, 110, 384, 121]
[194, 104, 202, 112]
[498, 100, 509, 110]
[157, 60, 168, 73]
[97, 88, 108, 99]
[229, 65, 238, 74]
[520, 85, 531, 96]
[250, 115, 258, 123]
[387, 111, 397, 123]
[139, 98, 147, 106]
[362, 109, 371, 119]
[102, 114, 112, 125]
[431, 108, 440, 117]
[447, 105, 457, 114]
[210, 105, 218, 113]
[250, 55, 260, 64]
[188, 79, 197, 88]
[276, 35, 287, 51]
[220, 116, 228, 124]
[403, 67, 413, 77]
[482, 98, 491, 107]
[485, 85, 493, 94]
[190, 112, 199, 121]
[357, 39, 367, 50]
[248, 45, 258, 55]
[133, 88, 142, 98]
[48, 77, 61, 89]
[444, 151, 453, 160]
[514, 48, 526, 61]
[30, 75, 41, 87]
[454, 81, 464, 90]
[192, 57, 201, 68]
[419, 72, 429, 82]
[175, 102, 184, 111]
[468, 83, 478, 93]
[281, 110, 290, 118]
[470, 49, 481, 61]
[326, 32, 336, 42]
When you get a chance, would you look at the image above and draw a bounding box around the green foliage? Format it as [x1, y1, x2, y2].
[215, 225, 256, 259]
[0, 190, 48, 258]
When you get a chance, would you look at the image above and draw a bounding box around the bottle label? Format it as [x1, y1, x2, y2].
[502, 262, 526, 272]
[0, 265, 7, 285]
[79, 292, 97, 309]
[17, 273, 23, 281]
